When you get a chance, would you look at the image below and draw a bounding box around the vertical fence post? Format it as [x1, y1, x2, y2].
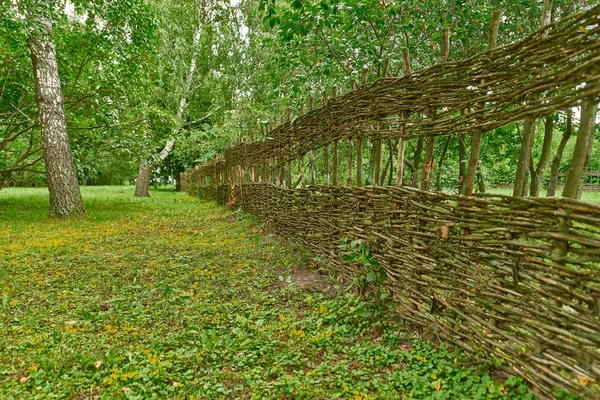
[300, 153, 306, 187]
[356, 137, 363, 187]
[286, 108, 292, 187]
[331, 86, 338, 186]
[322, 91, 329, 185]
[347, 138, 353, 186]
[348, 80, 355, 186]
[356, 71, 368, 187]
[397, 50, 410, 188]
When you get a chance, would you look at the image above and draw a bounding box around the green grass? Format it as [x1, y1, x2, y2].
[0, 186, 534, 399]
[485, 186, 600, 203]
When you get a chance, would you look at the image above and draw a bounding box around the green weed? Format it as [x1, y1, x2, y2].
[0, 186, 535, 399]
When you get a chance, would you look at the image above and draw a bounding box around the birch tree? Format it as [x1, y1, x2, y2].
[134, 0, 208, 197]
[27, 1, 86, 218]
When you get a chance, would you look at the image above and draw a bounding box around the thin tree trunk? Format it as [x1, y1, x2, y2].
[421, 134, 435, 191]
[411, 137, 423, 187]
[463, 9, 503, 196]
[514, 116, 536, 197]
[421, 29, 448, 192]
[477, 164, 486, 193]
[435, 136, 451, 191]
[28, 11, 86, 218]
[562, 98, 598, 198]
[396, 137, 405, 186]
[577, 125, 595, 199]
[373, 139, 381, 185]
[458, 136, 467, 193]
[381, 140, 393, 185]
[514, 0, 552, 197]
[463, 129, 483, 196]
[546, 109, 572, 196]
[395, 49, 411, 187]
[530, 115, 554, 196]
[135, 5, 204, 197]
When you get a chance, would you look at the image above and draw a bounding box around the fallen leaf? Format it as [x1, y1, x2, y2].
[19, 376, 30, 383]
[95, 360, 103, 369]
[433, 379, 442, 391]
[122, 387, 131, 393]
[577, 376, 590, 386]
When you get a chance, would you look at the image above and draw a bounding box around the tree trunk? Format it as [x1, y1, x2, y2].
[463, 131, 483, 196]
[477, 164, 486, 193]
[135, 164, 151, 197]
[577, 125, 595, 199]
[458, 136, 467, 193]
[433, 136, 450, 192]
[562, 98, 598, 198]
[411, 137, 424, 187]
[135, 6, 204, 197]
[546, 109, 572, 196]
[514, 116, 536, 197]
[420, 135, 435, 191]
[530, 115, 554, 196]
[514, 1, 552, 197]
[28, 20, 86, 219]
[463, 9, 503, 196]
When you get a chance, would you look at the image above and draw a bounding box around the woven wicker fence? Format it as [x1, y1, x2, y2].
[184, 6, 600, 399]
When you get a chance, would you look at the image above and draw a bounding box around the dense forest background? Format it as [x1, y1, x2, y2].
[1, 0, 598, 192]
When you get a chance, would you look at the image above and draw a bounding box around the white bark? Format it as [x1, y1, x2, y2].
[135, 3, 205, 196]
[28, 4, 86, 217]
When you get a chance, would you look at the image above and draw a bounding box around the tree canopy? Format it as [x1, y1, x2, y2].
[0, 0, 598, 195]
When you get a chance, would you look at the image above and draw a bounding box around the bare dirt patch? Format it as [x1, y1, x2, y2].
[289, 268, 333, 294]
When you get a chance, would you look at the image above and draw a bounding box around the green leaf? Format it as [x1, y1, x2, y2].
[355, 306, 371, 318]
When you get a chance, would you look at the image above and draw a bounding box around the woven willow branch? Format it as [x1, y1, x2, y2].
[184, 5, 600, 399]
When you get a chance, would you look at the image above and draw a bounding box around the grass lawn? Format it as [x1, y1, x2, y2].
[485, 187, 600, 203]
[0, 186, 534, 399]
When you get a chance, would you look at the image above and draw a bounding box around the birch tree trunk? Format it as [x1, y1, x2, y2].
[562, 98, 598, 198]
[135, 3, 204, 197]
[28, 11, 86, 218]
[529, 116, 554, 196]
[513, 0, 552, 197]
[576, 126, 595, 199]
[463, 9, 502, 196]
[546, 109, 572, 196]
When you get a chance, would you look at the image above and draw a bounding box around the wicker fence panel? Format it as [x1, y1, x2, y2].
[234, 183, 600, 398]
[183, 5, 600, 398]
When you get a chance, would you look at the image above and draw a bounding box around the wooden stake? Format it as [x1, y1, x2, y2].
[332, 140, 338, 185]
[402, 48, 411, 75]
[396, 49, 411, 187]
[357, 138, 363, 186]
[324, 144, 329, 185]
[464, 10, 503, 196]
[310, 149, 316, 185]
[347, 139, 353, 185]
[396, 138, 405, 186]
[300, 154, 305, 187]
[383, 57, 390, 78]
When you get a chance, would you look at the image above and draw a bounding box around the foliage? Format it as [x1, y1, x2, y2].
[338, 238, 387, 317]
[0, 0, 159, 188]
[0, 187, 535, 398]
